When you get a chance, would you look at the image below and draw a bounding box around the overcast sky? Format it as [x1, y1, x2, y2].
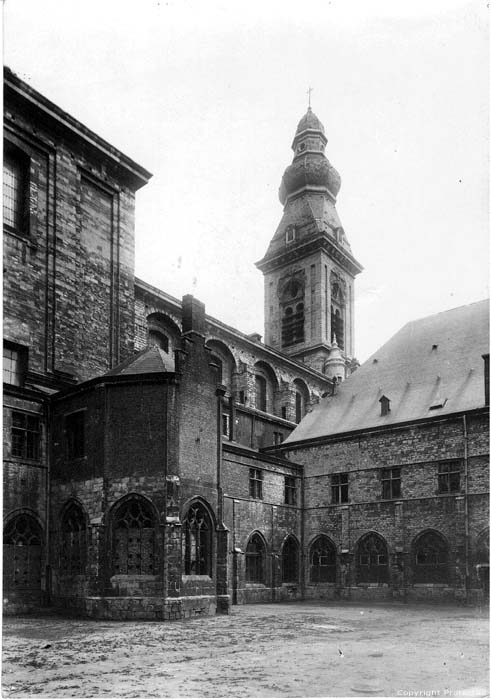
[4, 0, 489, 362]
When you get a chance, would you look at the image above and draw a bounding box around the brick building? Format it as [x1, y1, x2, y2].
[3, 67, 488, 618]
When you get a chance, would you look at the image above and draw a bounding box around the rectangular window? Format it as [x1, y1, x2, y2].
[11, 411, 40, 460]
[438, 462, 461, 493]
[273, 431, 284, 445]
[249, 468, 263, 499]
[3, 149, 28, 233]
[284, 476, 297, 506]
[381, 467, 401, 499]
[331, 472, 349, 503]
[3, 343, 27, 386]
[65, 411, 85, 460]
[222, 412, 230, 437]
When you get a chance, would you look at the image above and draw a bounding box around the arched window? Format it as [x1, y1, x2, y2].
[330, 278, 346, 350]
[293, 379, 309, 423]
[210, 354, 223, 383]
[281, 536, 299, 583]
[357, 533, 389, 583]
[3, 513, 42, 592]
[281, 278, 305, 347]
[60, 502, 87, 575]
[148, 329, 169, 353]
[310, 536, 336, 583]
[182, 503, 212, 576]
[112, 497, 156, 575]
[255, 375, 267, 412]
[413, 531, 448, 583]
[246, 533, 266, 583]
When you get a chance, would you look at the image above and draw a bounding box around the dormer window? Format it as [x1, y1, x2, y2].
[285, 226, 296, 244]
[379, 395, 390, 416]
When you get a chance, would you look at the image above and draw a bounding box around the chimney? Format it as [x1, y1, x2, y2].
[182, 294, 206, 336]
[482, 354, 489, 406]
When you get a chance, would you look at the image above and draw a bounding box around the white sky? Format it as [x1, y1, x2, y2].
[4, 0, 489, 362]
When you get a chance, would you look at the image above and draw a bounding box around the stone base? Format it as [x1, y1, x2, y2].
[50, 594, 223, 620]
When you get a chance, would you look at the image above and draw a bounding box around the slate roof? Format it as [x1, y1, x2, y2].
[104, 347, 171, 376]
[285, 300, 489, 443]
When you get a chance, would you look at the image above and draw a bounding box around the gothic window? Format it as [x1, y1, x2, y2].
[3, 147, 29, 234]
[330, 278, 345, 350]
[381, 467, 401, 499]
[11, 411, 40, 460]
[3, 514, 42, 592]
[413, 531, 449, 583]
[246, 533, 266, 583]
[438, 462, 461, 493]
[310, 536, 336, 583]
[112, 498, 156, 575]
[249, 468, 263, 499]
[255, 375, 267, 412]
[65, 411, 85, 461]
[356, 533, 389, 583]
[281, 536, 299, 583]
[60, 502, 87, 575]
[183, 503, 212, 576]
[284, 476, 297, 505]
[148, 330, 169, 352]
[331, 472, 349, 503]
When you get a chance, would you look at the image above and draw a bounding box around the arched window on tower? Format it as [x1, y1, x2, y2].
[330, 279, 345, 350]
[281, 278, 305, 348]
[182, 503, 212, 576]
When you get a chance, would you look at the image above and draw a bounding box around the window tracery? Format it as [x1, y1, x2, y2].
[246, 533, 266, 583]
[356, 533, 389, 583]
[112, 498, 156, 575]
[60, 502, 87, 575]
[413, 531, 448, 583]
[183, 503, 212, 576]
[3, 514, 42, 590]
[310, 536, 336, 583]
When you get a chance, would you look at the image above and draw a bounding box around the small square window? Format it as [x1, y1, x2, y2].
[65, 411, 85, 460]
[249, 468, 263, 499]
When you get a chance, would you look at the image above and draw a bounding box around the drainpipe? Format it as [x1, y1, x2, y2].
[45, 398, 52, 604]
[462, 414, 470, 599]
[300, 464, 305, 601]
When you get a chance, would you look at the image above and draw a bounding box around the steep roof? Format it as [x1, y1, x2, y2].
[104, 347, 170, 376]
[285, 300, 489, 442]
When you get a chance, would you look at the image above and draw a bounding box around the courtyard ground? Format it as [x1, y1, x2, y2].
[1, 601, 489, 698]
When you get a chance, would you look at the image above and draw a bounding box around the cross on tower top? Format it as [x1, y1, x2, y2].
[307, 86, 313, 109]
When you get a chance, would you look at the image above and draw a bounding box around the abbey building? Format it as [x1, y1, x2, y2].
[3, 67, 489, 619]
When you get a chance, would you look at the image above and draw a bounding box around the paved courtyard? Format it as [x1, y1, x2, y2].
[2, 602, 489, 698]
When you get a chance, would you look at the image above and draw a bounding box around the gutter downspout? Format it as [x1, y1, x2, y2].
[45, 398, 52, 605]
[462, 414, 470, 600]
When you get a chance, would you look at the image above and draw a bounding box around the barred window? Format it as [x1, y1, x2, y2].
[438, 462, 460, 493]
[11, 411, 40, 460]
[281, 536, 299, 583]
[112, 498, 156, 575]
[60, 502, 87, 575]
[3, 150, 28, 232]
[310, 536, 336, 583]
[331, 472, 349, 503]
[65, 411, 85, 461]
[183, 503, 212, 575]
[246, 533, 266, 583]
[413, 531, 448, 583]
[249, 468, 263, 499]
[284, 476, 297, 505]
[381, 467, 401, 499]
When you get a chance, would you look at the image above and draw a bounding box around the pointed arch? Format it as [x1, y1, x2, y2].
[59, 499, 88, 575]
[110, 494, 158, 576]
[293, 378, 310, 423]
[412, 530, 449, 583]
[3, 510, 43, 593]
[245, 531, 267, 583]
[254, 361, 279, 414]
[205, 338, 237, 396]
[281, 534, 299, 583]
[356, 532, 389, 583]
[146, 312, 182, 370]
[181, 499, 215, 576]
[309, 534, 337, 583]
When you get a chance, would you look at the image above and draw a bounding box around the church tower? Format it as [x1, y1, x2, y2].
[256, 106, 363, 377]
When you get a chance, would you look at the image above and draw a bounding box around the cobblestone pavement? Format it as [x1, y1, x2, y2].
[2, 602, 489, 697]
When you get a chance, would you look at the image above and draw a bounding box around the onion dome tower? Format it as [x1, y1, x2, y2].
[256, 105, 363, 375]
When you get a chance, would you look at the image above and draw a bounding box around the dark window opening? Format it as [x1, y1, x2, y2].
[255, 375, 267, 412]
[249, 468, 263, 499]
[281, 406, 287, 419]
[183, 503, 212, 575]
[310, 536, 336, 583]
[274, 431, 284, 445]
[331, 472, 349, 503]
[112, 498, 156, 575]
[246, 534, 266, 583]
[3, 514, 42, 591]
[295, 391, 303, 423]
[148, 330, 169, 353]
[357, 533, 389, 583]
[282, 537, 299, 582]
[413, 531, 449, 583]
[60, 503, 87, 575]
[381, 467, 401, 499]
[379, 395, 391, 416]
[65, 411, 85, 461]
[11, 411, 40, 460]
[222, 412, 230, 437]
[282, 303, 305, 347]
[239, 390, 245, 404]
[331, 306, 344, 349]
[3, 148, 29, 234]
[284, 476, 297, 505]
[438, 462, 461, 493]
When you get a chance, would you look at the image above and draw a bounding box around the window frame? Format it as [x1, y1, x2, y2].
[11, 411, 41, 461]
[284, 476, 297, 506]
[3, 342, 28, 387]
[65, 410, 86, 461]
[437, 461, 461, 494]
[249, 468, 263, 500]
[245, 533, 266, 583]
[381, 467, 401, 500]
[331, 472, 349, 504]
[3, 143, 30, 237]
